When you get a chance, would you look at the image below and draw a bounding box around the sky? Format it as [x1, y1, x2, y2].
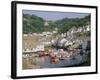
[23, 10, 90, 21]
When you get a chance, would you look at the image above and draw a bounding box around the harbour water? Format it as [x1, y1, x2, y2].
[34, 53, 88, 68]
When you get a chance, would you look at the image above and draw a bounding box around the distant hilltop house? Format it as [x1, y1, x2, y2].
[44, 21, 49, 26]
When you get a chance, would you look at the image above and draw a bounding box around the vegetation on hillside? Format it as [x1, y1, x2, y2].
[23, 14, 90, 34]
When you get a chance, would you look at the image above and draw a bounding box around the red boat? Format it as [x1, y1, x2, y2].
[50, 57, 59, 63]
[39, 51, 49, 57]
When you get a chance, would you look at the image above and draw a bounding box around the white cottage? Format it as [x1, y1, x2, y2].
[35, 45, 44, 52]
[86, 25, 90, 31]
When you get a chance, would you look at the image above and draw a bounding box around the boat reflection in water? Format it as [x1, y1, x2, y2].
[31, 50, 90, 68]
[22, 41, 90, 69]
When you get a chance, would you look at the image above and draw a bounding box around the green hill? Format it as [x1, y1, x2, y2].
[23, 14, 90, 34]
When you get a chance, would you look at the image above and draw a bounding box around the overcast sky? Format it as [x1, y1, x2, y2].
[23, 10, 90, 21]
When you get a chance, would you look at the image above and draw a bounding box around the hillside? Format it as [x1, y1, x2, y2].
[23, 14, 90, 34]
[23, 14, 45, 33]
